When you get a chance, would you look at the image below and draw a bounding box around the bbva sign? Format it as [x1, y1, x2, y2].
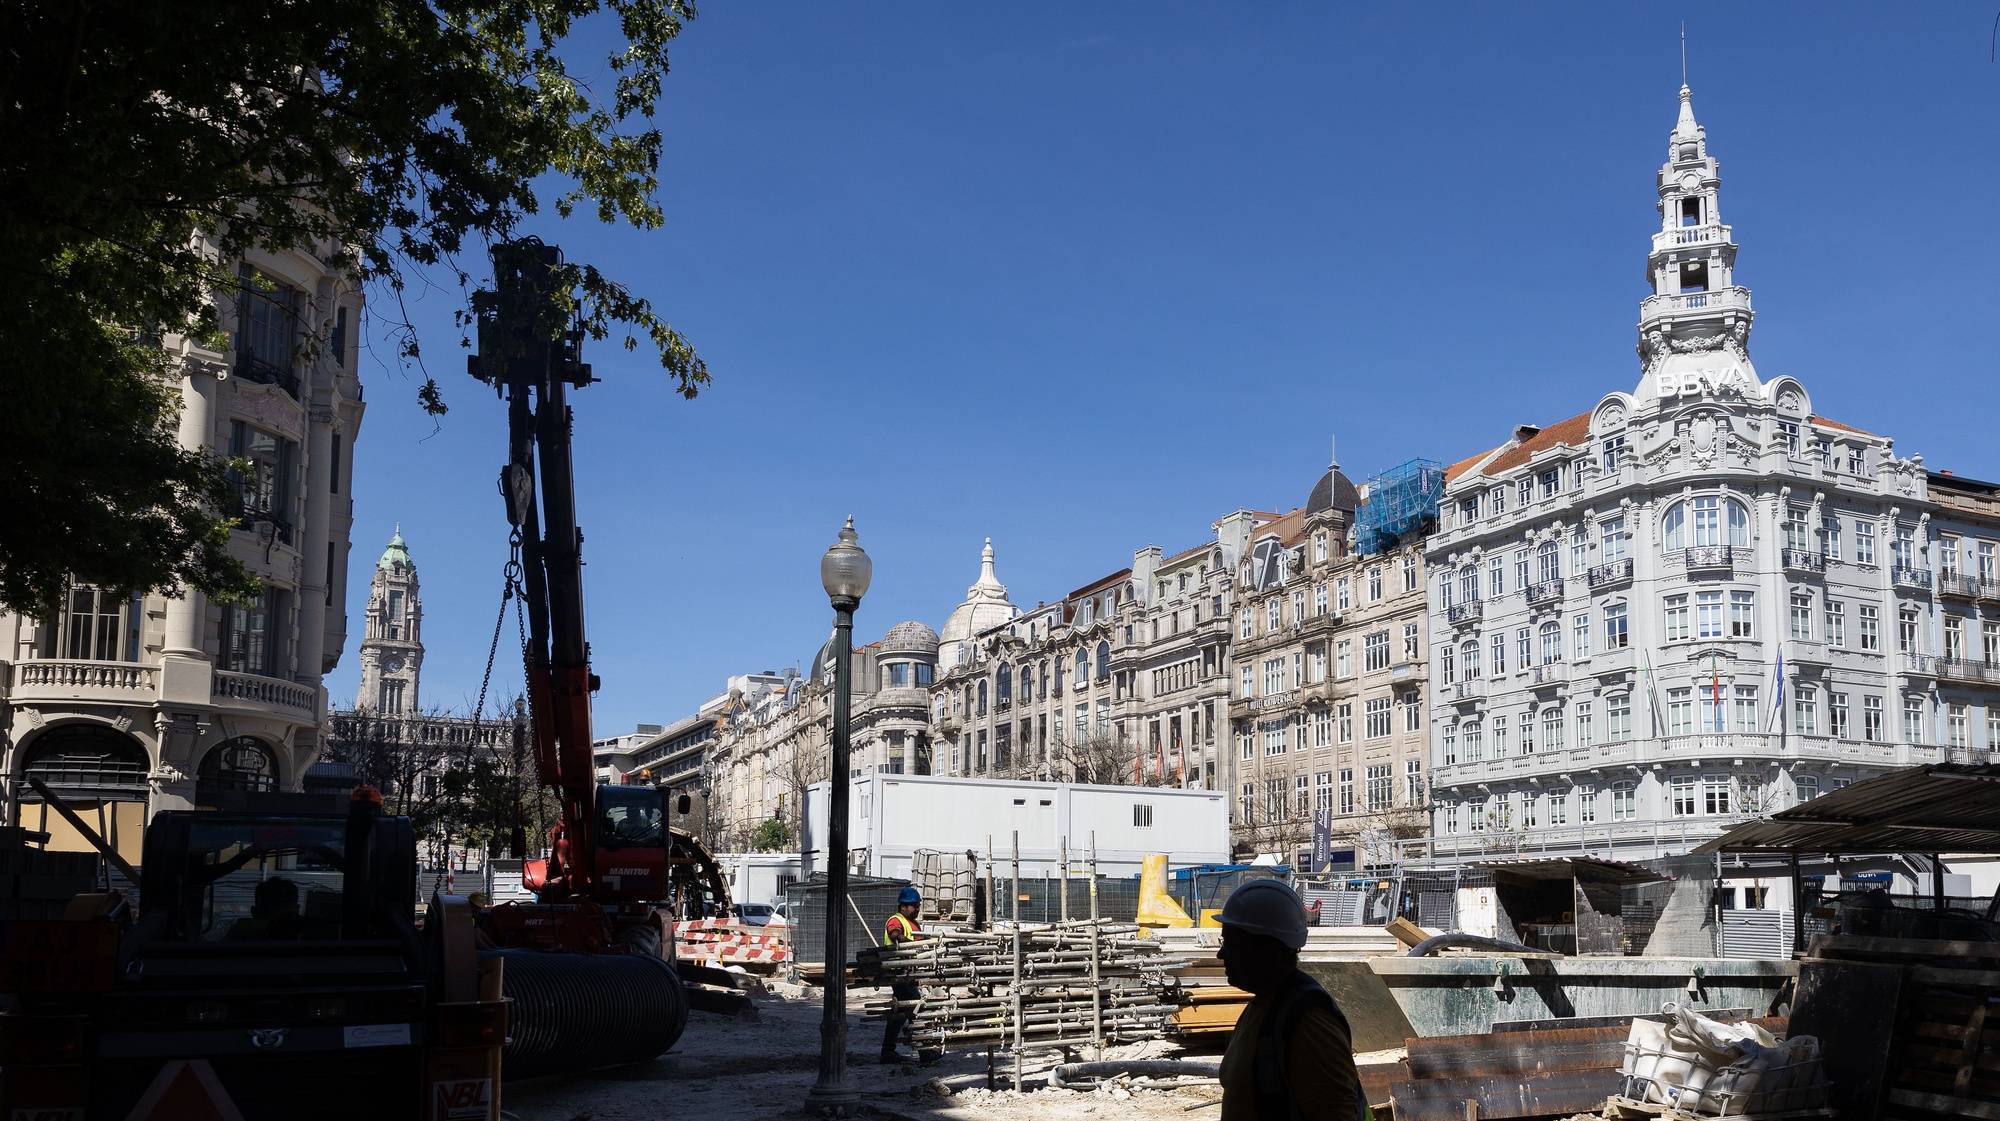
[1656, 364, 1756, 400]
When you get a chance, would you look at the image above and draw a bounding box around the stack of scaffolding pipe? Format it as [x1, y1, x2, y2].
[858, 920, 1183, 1054]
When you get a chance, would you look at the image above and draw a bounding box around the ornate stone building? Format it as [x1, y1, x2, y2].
[1, 242, 365, 862]
[1423, 83, 1946, 862]
[357, 528, 422, 715]
[1923, 471, 2000, 759]
[1227, 458, 1434, 866]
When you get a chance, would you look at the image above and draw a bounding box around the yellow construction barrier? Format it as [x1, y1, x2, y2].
[1135, 854, 1194, 929]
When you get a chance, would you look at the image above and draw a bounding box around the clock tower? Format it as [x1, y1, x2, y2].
[359, 527, 424, 715]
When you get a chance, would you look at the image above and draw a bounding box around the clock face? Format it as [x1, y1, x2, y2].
[384, 655, 405, 674]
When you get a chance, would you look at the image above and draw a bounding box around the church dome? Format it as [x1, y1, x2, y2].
[880, 620, 940, 657]
[378, 526, 415, 571]
[937, 538, 1018, 668]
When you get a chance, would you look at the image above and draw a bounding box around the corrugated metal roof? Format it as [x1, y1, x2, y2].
[1471, 856, 1664, 883]
[1694, 763, 2000, 854]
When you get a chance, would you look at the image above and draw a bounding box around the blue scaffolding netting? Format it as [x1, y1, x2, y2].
[1354, 458, 1445, 556]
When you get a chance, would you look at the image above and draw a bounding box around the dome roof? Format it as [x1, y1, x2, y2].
[807, 631, 837, 686]
[1306, 468, 1360, 516]
[378, 525, 414, 571]
[938, 539, 1018, 666]
[879, 620, 940, 655]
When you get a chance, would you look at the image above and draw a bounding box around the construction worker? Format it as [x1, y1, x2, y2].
[1216, 879, 1363, 1121]
[880, 884, 929, 1064]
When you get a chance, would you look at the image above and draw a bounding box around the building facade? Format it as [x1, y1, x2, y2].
[1423, 84, 1945, 863]
[1924, 472, 2000, 759]
[1227, 460, 1434, 866]
[2, 243, 365, 861]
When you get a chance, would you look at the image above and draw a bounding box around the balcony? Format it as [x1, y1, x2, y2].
[1939, 658, 2000, 686]
[1586, 559, 1634, 590]
[1662, 733, 1776, 756]
[1899, 653, 1937, 677]
[1891, 566, 1932, 593]
[1449, 679, 1485, 704]
[1650, 223, 1734, 254]
[212, 669, 318, 716]
[1529, 663, 1569, 690]
[8, 659, 159, 706]
[1680, 546, 1734, 572]
[1446, 601, 1483, 626]
[1781, 548, 1825, 574]
[1638, 286, 1753, 326]
[1525, 580, 1564, 608]
[233, 350, 301, 398]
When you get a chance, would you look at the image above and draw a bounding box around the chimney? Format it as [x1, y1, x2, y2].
[1513, 424, 1543, 444]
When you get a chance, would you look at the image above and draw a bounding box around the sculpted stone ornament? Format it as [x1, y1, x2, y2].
[149, 763, 188, 792]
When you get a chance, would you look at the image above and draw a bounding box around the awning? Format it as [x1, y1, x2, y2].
[1693, 763, 2000, 855]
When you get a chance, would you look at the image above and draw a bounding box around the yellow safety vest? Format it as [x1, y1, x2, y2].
[883, 912, 919, 947]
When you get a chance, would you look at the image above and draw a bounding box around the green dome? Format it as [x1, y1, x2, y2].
[378, 526, 414, 571]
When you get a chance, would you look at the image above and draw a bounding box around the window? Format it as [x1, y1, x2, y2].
[220, 588, 286, 676]
[1789, 592, 1812, 641]
[1489, 715, 1506, 758]
[1668, 688, 1693, 736]
[1822, 514, 1842, 561]
[1605, 603, 1629, 649]
[1313, 534, 1328, 563]
[1611, 782, 1636, 821]
[1671, 776, 1699, 817]
[1540, 468, 1560, 499]
[1263, 719, 1286, 757]
[1863, 695, 1884, 742]
[1264, 658, 1285, 696]
[1441, 643, 1455, 685]
[1133, 803, 1154, 828]
[1314, 584, 1328, 617]
[1403, 622, 1420, 662]
[1337, 579, 1351, 613]
[1404, 694, 1422, 733]
[1240, 665, 1255, 698]
[1904, 695, 1925, 744]
[1794, 686, 1818, 735]
[1549, 789, 1568, 826]
[1369, 567, 1383, 601]
[1488, 557, 1505, 598]
[1572, 537, 1589, 579]
[1982, 542, 1999, 583]
[1579, 784, 1598, 824]
[1365, 632, 1390, 672]
[1336, 641, 1353, 679]
[1337, 703, 1353, 744]
[1338, 769, 1355, 815]
[1663, 495, 1750, 550]
[1608, 695, 1632, 741]
[1442, 726, 1457, 766]
[1856, 521, 1876, 565]
[1239, 728, 1254, 760]
[1573, 612, 1592, 657]
[1513, 549, 1529, 592]
[1403, 554, 1419, 592]
[1444, 803, 1460, 835]
[1988, 621, 2000, 664]
[1696, 591, 1724, 639]
[1309, 645, 1327, 684]
[1859, 605, 1880, 652]
[1898, 608, 1920, 654]
[42, 585, 140, 662]
[1469, 796, 1487, 832]
[1365, 698, 1392, 739]
[1490, 485, 1508, 516]
[1830, 692, 1850, 739]
[1291, 590, 1306, 626]
[1704, 774, 1732, 816]
[1601, 434, 1626, 472]
[1825, 601, 1845, 647]
[1784, 506, 1811, 552]
[1315, 771, 1333, 813]
[1946, 617, 1967, 661]
[1733, 686, 1758, 733]
[1664, 594, 1690, 642]
[1239, 783, 1255, 822]
[235, 269, 299, 380]
[1778, 420, 1800, 455]
[1538, 541, 1560, 584]
[1406, 759, 1423, 803]
[1366, 765, 1393, 810]
[1490, 633, 1506, 676]
[1517, 627, 1532, 667]
[1266, 599, 1281, 633]
[1574, 701, 1594, 749]
[1295, 776, 1311, 816]
[1520, 707, 1535, 753]
[1075, 649, 1089, 687]
[228, 421, 298, 542]
[1600, 516, 1627, 563]
[1539, 621, 1562, 663]
[1460, 639, 1482, 680]
[1535, 706, 1559, 750]
[1240, 611, 1253, 639]
[1313, 708, 1332, 749]
[1438, 573, 1453, 611]
[1265, 778, 1286, 821]
[1516, 477, 1532, 507]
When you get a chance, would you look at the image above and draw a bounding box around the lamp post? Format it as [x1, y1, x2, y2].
[807, 516, 870, 1115]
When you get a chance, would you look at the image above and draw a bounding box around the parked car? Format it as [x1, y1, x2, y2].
[768, 902, 790, 927]
[734, 902, 777, 927]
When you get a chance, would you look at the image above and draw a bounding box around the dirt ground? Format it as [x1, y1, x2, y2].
[503, 982, 1229, 1121]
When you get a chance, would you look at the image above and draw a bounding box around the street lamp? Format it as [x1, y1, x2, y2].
[807, 516, 870, 1115]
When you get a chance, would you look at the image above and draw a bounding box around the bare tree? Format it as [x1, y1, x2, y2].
[776, 728, 830, 848]
[1045, 728, 1179, 788]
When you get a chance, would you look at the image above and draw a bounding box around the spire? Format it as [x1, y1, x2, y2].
[970, 537, 1005, 598]
[1328, 434, 1339, 473]
[1674, 83, 1700, 140]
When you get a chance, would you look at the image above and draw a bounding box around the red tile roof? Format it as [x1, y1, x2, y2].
[1445, 412, 1594, 484]
[1808, 414, 1874, 436]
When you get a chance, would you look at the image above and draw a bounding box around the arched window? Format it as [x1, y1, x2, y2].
[1460, 639, 1482, 679]
[1463, 720, 1485, 761]
[995, 665, 1012, 704]
[20, 725, 151, 864]
[1664, 495, 1751, 550]
[1537, 540, 1560, 584]
[1539, 620, 1562, 663]
[976, 680, 988, 715]
[197, 736, 279, 804]
[1458, 566, 1477, 604]
[1074, 649, 1088, 685]
[1094, 640, 1110, 680]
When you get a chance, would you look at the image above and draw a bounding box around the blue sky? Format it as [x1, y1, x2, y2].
[331, 3, 2000, 732]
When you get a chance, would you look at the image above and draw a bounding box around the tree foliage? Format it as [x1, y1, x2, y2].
[0, 0, 708, 614]
[749, 817, 790, 854]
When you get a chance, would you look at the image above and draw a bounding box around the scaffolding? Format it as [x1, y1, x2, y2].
[1354, 457, 1445, 556]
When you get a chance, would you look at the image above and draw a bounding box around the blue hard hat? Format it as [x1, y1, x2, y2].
[897, 886, 922, 906]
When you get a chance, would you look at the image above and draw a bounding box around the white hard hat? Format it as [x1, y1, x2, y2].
[1218, 878, 1309, 951]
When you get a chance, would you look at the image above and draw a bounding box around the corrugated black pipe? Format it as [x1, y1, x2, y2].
[1050, 1060, 1222, 1090]
[484, 950, 688, 1079]
[1404, 931, 1543, 957]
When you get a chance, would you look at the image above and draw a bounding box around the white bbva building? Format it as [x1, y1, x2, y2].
[1422, 84, 1952, 862]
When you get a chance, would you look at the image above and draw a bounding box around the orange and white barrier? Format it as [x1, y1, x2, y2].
[672, 919, 792, 965]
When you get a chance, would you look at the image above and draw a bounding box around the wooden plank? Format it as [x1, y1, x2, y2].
[1385, 916, 1427, 948]
[1355, 1061, 1407, 1111]
[1962, 1003, 1996, 1095]
[1912, 965, 2000, 990]
[1791, 958, 1902, 1121]
[1886, 1087, 2000, 1120]
[1388, 1067, 1620, 1121]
